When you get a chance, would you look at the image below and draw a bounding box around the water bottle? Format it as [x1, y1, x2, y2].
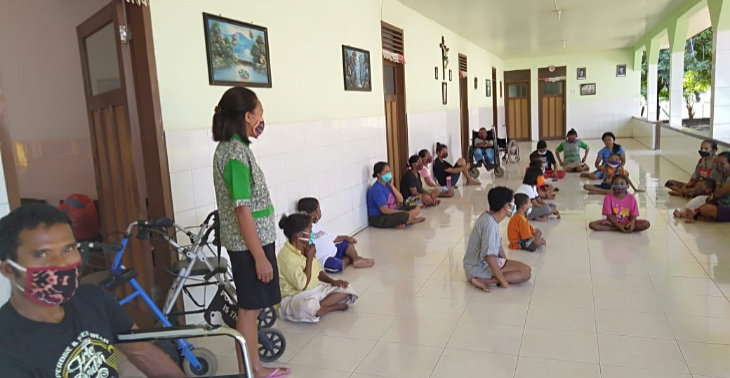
[446, 176, 452, 188]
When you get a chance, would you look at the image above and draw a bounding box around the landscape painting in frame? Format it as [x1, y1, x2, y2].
[342, 45, 372, 91]
[203, 13, 272, 87]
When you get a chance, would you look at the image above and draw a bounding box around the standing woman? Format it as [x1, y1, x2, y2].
[212, 87, 290, 378]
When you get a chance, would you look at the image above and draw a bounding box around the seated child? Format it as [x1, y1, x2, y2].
[589, 175, 651, 233]
[297, 197, 375, 272]
[673, 179, 716, 223]
[584, 153, 644, 195]
[464, 186, 532, 292]
[516, 167, 561, 221]
[535, 140, 566, 179]
[508, 194, 547, 251]
[529, 160, 557, 199]
[277, 213, 358, 323]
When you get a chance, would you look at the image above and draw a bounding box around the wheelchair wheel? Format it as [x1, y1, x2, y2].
[258, 306, 277, 329]
[494, 166, 506, 178]
[182, 347, 218, 377]
[259, 329, 287, 362]
[468, 166, 480, 178]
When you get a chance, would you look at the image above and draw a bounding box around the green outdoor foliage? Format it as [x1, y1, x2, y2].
[641, 27, 713, 119]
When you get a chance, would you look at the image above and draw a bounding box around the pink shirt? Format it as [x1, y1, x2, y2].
[602, 193, 639, 223]
[420, 167, 432, 181]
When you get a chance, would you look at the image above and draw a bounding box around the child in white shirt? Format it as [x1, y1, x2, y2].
[673, 179, 716, 223]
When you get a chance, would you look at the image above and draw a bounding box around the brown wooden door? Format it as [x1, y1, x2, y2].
[538, 80, 567, 140]
[492, 68, 498, 136]
[505, 82, 531, 141]
[459, 77, 470, 158]
[77, 1, 156, 322]
[383, 60, 409, 189]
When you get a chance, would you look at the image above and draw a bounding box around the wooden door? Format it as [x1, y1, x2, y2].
[459, 77, 470, 158]
[492, 67, 498, 136]
[505, 82, 531, 141]
[538, 80, 566, 140]
[77, 1, 159, 322]
[383, 60, 409, 189]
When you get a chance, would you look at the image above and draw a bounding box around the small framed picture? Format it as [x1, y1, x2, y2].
[342, 45, 372, 91]
[486, 79, 491, 97]
[442, 82, 448, 105]
[449, 69, 453, 81]
[616, 64, 627, 77]
[435, 67, 439, 80]
[474, 77, 478, 89]
[580, 83, 596, 96]
[577, 67, 586, 80]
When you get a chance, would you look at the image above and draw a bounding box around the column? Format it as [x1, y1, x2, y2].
[647, 38, 660, 121]
[668, 18, 689, 128]
[709, 0, 730, 139]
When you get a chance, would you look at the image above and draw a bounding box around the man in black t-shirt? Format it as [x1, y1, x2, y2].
[0, 204, 184, 378]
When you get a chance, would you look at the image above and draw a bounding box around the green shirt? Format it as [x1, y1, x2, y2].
[213, 134, 275, 251]
[556, 140, 588, 164]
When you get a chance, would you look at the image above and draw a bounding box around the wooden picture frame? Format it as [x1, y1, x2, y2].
[486, 79, 491, 97]
[442, 82, 448, 105]
[577, 67, 586, 80]
[203, 13, 272, 87]
[580, 83, 596, 96]
[616, 64, 627, 77]
[342, 45, 372, 91]
[435, 67, 439, 80]
[449, 69, 452, 81]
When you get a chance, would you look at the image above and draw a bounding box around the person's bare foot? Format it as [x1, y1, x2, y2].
[413, 217, 426, 223]
[471, 277, 492, 292]
[333, 303, 349, 312]
[685, 218, 696, 224]
[554, 211, 561, 219]
[394, 224, 406, 229]
[254, 366, 291, 378]
[673, 209, 681, 218]
[467, 180, 481, 186]
[353, 258, 375, 268]
[434, 199, 441, 205]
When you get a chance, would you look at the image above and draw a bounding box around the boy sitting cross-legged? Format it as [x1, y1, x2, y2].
[507, 193, 546, 252]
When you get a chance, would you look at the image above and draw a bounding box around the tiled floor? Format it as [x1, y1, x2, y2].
[121, 139, 730, 377]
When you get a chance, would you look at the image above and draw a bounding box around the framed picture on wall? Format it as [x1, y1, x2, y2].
[580, 83, 596, 96]
[435, 67, 439, 80]
[449, 69, 453, 81]
[486, 79, 491, 97]
[442, 82, 448, 105]
[203, 13, 272, 87]
[342, 45, 372, 91]
[616, 64, 627, 77]
[577, 67, 586, 80]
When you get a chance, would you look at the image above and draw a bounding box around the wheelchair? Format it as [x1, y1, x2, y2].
[467, 127, 506, 178]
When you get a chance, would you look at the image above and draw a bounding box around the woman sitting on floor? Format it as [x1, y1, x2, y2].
[665, 140, 718, 197]
[556, 128, 590, 172]
[698, 151, 730, 222]
[464, 186, 532, 292]
[277, 213, 358, 323]
[581, 132, 626, 180]
[584, 153, 643, 195]
[366, 161, 425, 229]
[589, 174, 651, 233]
[433, 143, 480, 187]
[418, 149, 454, 197]
[401, 155, 440, 206]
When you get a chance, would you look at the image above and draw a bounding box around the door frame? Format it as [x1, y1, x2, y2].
[77, 0, 174, 325]
[504, 70, 532, 142]
[537, 79, 567, 140]
[382, 58, 409, 189]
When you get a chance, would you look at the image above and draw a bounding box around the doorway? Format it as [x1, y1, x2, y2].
[538, 66, 567, 140]
[381, 22, 408, 188]
[504, 70, 531, 141]
[458, 54, 469, 158]
[77, 0, 174, 324]
[492, 67, 498, 136]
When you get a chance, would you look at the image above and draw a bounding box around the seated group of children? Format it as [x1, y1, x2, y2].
[275, 197, 375, 323]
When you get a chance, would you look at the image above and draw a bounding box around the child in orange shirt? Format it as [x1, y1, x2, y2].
[508, 193, 546, 251]
[583, 153, 644, 195]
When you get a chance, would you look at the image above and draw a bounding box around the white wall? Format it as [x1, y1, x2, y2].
[505, 49, 641, 141]
[0, 140, 11, 305]
[0, 0, 105, 204]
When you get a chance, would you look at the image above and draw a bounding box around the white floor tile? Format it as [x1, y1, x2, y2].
[597, 334, 689, 373]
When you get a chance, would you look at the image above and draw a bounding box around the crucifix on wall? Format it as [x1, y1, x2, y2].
[440, 36, 449, 81]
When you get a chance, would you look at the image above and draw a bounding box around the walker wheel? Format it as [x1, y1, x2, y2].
[182, 347, 218, 377]
[494, 166, 506, 178]
[258, 306, 277, 329]
[259, 329, 287, 362]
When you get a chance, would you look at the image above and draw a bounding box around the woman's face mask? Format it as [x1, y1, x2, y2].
[252, 119, 265, 138]
[298, 231, 315, 245]
[717, 163, 729, 175]
[426, 156, 433, 164]
[699, 150, 712, 158]
[612, 184, 628, 196]
[6, 259, 81, 307]
[567, 136, 576, 143]
[382, 172, 393, 183]
[416, 162, 424, 170]
[441, 151, 449, 159]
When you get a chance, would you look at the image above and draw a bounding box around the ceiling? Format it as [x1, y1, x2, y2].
[399, 0, 698, 59]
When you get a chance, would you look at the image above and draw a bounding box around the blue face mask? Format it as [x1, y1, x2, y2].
[299, 231, 316, 245]
[509, 203, 517, 217]
[382, 172, 393, 183]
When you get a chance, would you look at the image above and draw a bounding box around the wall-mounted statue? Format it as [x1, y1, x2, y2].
[440, 36, 449, 81]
